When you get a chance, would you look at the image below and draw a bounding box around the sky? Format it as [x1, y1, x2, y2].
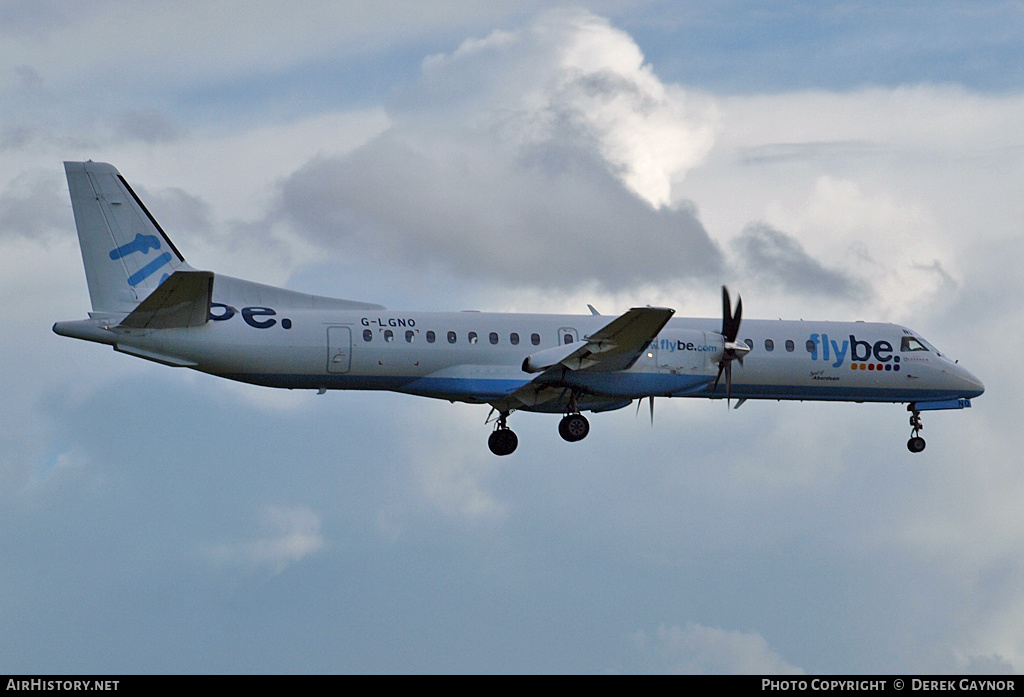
[2, 0, 1023, 674]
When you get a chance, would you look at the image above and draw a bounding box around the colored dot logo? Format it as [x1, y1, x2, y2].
[851, 363, 900, 371]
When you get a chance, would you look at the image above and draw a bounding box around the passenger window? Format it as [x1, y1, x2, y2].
[447, 331, 457, 344]
[406, 330, 415, 343]
[510, 333, 520, 345]
[786, 339, 794, 352]
[363, 329, 372, 342]
[531, 333, 541, 346]
[806, 340, 816, 353]
[384, 329, 394, 342]
[489, 332, 499, 345]
[426, 331, 435, 344]
[468, 331, 478, 344]
[765, 339, 774, 352]
[744, 338, 753, 349]
[901, 336, 928, 352]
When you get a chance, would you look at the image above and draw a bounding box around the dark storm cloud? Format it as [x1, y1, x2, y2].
[274, 130, 723, 291]
[733, 222, 867, 299]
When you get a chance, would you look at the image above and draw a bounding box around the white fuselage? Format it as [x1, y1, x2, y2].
[59, 280, 983, 413]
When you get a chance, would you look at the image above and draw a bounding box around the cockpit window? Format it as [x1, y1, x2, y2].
[901, 336, 929, 352]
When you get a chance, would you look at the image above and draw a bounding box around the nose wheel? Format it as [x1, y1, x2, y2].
[907, 408, 926, 453]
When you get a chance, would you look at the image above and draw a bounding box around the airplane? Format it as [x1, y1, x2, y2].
[53, 161, 984, 456]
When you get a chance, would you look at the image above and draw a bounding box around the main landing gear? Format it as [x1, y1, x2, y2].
[907, 407, 926, 453]
[485, 397, 592, 455]
[558, 413, 590, 442]
[557, 390, 590, 443]
[488, 411, 518, 456]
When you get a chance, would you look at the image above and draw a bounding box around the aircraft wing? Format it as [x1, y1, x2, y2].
[117, 270, 214, 329]
[495, 306, 674, 412]
[522, 306, 674, 373]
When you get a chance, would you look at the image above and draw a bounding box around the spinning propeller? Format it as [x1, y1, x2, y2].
[636, 395, 655, 425]
[713, 286, 750, 407]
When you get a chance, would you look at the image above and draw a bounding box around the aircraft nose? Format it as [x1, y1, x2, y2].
[953, 364, 984, 399]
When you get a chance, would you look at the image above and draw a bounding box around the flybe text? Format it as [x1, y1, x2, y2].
[650, 339, 717, 353]
[809, 334, 899, 368]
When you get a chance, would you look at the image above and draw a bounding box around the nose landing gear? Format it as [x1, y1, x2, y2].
[907, 408, 926, 453]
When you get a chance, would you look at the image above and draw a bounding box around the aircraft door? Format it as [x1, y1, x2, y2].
[559, 327, 579, 345]
[327, 326, 352, 374]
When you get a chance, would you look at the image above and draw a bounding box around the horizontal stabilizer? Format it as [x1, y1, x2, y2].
[117, 270, 213, 329]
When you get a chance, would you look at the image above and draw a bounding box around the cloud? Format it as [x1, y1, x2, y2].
[413, 452, 508, 523]
[115, 109, 185, 144]
[759, 174, 959, 321]
[631, 623, 804, 675]
[136, 185, 214, 239]
[736, 141, 889, 166]
[422, 8, 717, 208]
[0, 170, 68, 239]
[276, 136, 721, 291]
[733, 222, 867, 299]
[957, 654, 1016, 675]
[201, 505, 325, 575]
[271, 8, 723, 291]
[684, 85, 1024, 322]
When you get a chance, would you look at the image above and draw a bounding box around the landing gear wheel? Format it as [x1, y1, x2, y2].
[558, 414, 590, 442]
[488, 428, 518, 456]
[907, 436, 926, 453]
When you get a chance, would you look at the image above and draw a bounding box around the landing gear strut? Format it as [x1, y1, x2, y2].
[558, 391, 590, 443]
[488, 411, 518, 456]
[907, 407, 926, 453]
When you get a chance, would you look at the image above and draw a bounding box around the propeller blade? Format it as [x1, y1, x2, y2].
[715, 286, 745, 407]
[725, 360, 733, 408]
[721, 286, 732, 338]
[637, 396, 656, 425]
[720, 286, 743, 343]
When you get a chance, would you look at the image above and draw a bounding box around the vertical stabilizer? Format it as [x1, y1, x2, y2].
[64, 161, 191, 314]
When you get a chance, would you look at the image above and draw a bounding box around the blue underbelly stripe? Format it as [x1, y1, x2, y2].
[213, 372, 965, 405]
